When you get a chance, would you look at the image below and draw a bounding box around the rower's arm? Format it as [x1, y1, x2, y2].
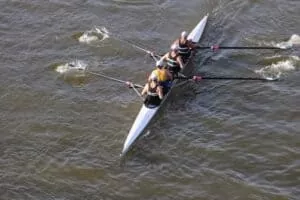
[177, 56, 184, 69]
[188, 40, 197, 50]
[157, 86, 164, 99]
[141, 84, 148, 96]
[160, 53, 168, 61]
[166, 70, 173, 80]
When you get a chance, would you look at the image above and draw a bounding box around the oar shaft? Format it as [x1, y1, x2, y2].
[87, 71, 125, 84]
[87, 71, 144, 88]
[197, 46, 284, 50]
[131, 84, 145, 100]
[202, 77, 278, 81]
[106, 32, 154, 55]
[176, 76, 278, 81]
[126, 40, 151, 54]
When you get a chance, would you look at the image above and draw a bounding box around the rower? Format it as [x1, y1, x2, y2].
[172, 31, 197, 62]
[160, 44, 184, 78]
[141, 74, 164, 108]
[149, 60, 172, 95]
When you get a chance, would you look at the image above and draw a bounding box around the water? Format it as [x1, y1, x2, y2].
[1, 0, 299, 199]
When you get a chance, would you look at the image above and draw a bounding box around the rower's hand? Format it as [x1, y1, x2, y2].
[192, 75, 202, 82]
[126, 81, 134, 88]
[211, 45, 220, 52]
[191, 44, 198, 50]
[149, 51, 156, 57]
[147, 51, 156, 59]
[146, 50, 153, 55]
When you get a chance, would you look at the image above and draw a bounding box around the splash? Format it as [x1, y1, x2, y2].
[78, 26, 109, 44]
[275, 34, 300, 49]
[255, 56, 299, 79]
[55, 60, 88, 74]
[94, 26, 109, 37]
[256, 34, 300, 49]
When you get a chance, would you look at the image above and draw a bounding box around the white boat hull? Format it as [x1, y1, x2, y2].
[121, 14, 209, 156]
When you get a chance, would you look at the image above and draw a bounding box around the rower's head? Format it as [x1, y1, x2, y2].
[149, 73, 158, 82]
[156, 60, 164, 69]
[170, 44, 179, 53]
[181, 31, 188, 39]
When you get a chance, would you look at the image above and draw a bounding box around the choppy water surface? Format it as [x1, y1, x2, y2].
[1, 0, 299, 199]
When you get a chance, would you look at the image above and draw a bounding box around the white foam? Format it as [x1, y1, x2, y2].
[78, 26, 109, 44]
[55, 60, 88, 74]
[78, 32, 99, 44]
[95, 26, 109, 41]
[95, 26, 109, 35]
[276, 34, 300, 49]
[255, 56, 299, 78]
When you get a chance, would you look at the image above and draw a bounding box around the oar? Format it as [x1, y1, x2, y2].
[197, 45, 290, 50]
[130, 83, 145, 101]
[176, 75, 279, 81]
[86, 71, 144, 88]
[115, 39, 160, 61]
[156, 45, 288, 57]
[95, 27, 159, 60]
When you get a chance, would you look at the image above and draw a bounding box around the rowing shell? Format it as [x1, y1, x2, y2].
[121, 14, 209, 156]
